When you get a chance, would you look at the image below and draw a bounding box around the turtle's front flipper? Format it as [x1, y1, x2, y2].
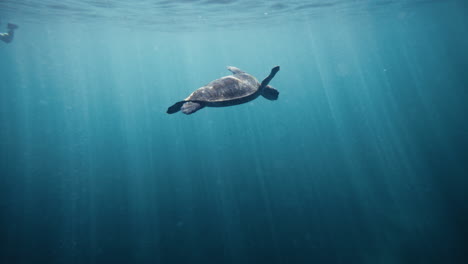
[181, 102, 204, 115]
[260, 66, 280, 89]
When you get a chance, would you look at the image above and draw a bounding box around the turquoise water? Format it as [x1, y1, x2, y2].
[1, 1, 467, 263]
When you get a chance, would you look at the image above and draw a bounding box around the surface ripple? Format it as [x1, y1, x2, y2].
[0, 0, 447, 31]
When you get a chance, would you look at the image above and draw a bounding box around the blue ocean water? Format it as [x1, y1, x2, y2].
[1, 0, 467, 263]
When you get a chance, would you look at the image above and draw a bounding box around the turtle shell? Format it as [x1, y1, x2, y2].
[185, 73, 260, 103]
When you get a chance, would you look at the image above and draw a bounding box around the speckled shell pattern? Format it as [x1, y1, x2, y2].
[185, 73, 260, 103]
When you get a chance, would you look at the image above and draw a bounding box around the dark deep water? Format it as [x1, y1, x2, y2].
[1, 1, 468, 263]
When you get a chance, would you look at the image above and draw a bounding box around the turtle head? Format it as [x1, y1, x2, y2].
[261, 85, 279, 100]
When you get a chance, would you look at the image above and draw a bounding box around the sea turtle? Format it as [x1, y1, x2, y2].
[167, 66, 280, 115]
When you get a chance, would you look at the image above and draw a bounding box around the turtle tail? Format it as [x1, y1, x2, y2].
[167, 101, 185, 114]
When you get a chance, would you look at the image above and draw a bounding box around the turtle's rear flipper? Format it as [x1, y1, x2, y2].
[181, 102, 204, 115]
[167, 101, 185, 114]
[7, 23, 18, 30]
